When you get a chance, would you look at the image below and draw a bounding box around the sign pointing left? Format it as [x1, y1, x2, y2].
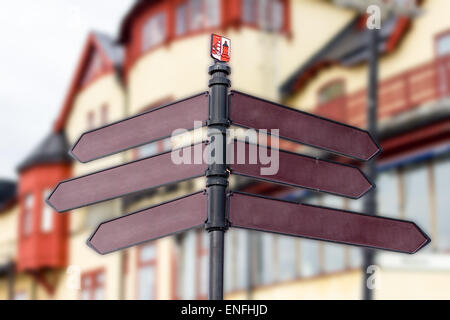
[47, 143, 207, 212]
[88, 191, 206, 254]
[70, 92, 209, 163]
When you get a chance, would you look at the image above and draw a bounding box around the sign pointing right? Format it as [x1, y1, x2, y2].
[229, 141, 373, 199]
[228, 192, 430, 254]
[229, 91, 381, 161]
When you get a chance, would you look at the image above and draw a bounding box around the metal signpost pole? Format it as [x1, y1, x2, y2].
[205, 61, 230, 300]
[363, 27, 379, 300]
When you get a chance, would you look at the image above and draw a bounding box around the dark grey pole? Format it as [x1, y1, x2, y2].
[362, 27, 379, 300]
[205, 61, 230, 300]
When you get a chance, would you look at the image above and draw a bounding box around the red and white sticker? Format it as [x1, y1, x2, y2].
[211, 34, 231, 62]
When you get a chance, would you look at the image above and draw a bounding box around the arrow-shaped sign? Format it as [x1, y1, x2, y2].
[228, 141, 373, 199]
[70, 92, 209, 163]
[88, 191, 206, 254]
[229, 91, 381, 161]
[228, 192, 430, 254]
[47, 143, 207, 212]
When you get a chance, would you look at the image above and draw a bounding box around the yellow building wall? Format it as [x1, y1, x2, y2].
[62, 72, 127, 299]
[376, 270, 450, 300]
[127, 0, 355, 112]
[0, 205, 18, 300]
[226, 270, 363, 300]
[12, 273, 34, 300]
[66, 72, 126, 175]
[0, 205, 18, 265]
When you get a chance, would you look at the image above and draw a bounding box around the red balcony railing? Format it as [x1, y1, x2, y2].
[315, 54, 450, 127]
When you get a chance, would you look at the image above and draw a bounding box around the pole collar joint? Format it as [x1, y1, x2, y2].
[208, 77, 231, 87]
[208, 62, 231, 75]
[206, 119, 230, 127]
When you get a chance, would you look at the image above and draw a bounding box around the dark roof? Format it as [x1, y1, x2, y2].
[17, 131, 72, 173]
[0, 180, 16, 213]
[280, 14, 410, 97]
[92, 31, 124, 68]
[119, 0, 156, 43]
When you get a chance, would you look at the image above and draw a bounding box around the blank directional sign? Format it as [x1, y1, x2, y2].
[229, 91, 380, 161]
[70, 92, 209, 163]
[47, 143, 207, 212]
[229, 192, 430, 253]
[229, 141, 373, 199]
[88, 191, 206, 254]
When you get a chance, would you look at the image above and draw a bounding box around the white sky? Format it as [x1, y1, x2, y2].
[0, 0, 134, 180]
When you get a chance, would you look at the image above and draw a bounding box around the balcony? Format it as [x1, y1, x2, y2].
[315, 54, 450, 126]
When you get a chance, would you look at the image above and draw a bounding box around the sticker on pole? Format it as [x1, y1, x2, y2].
[211, 34, 230, 62]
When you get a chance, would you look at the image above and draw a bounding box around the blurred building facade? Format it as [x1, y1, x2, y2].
[0, 0, 450, 300]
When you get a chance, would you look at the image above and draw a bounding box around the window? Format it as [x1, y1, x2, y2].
[242, 0, 256, 24]
[277, 235, 296, 281]
[271, 0, 284, 32]
[179, 230, 196, 299]
[299, 239, 320, 277]
[41, 189, 53, 233]
[182, 0, 221, 32]
[100, 104, 108, 125]
[377, 169, 399, 218]
[299, 196, 320, 277]
[322, 195, 346, 273]
[176, 3, 188, 35]
[189, 0, 203, 30]
[81, 270, 105, 300]
[138, 243, 157, 300]
[204, 0, 220, 28]
[242, 0, 286, 32]
[437, 32, 450, 57]
[163, 138, 172, 152]
[224, 229, 233, 292]
[138, 142, 158, 159]
[142, 12, 167, 52]
[433, 157, 450, 251]
[347, 197, 364, 268]
[403, 164, 431, 238]
[224, 229, 250, 292]
[259, 232, 274, 284]
[235, 229, 248, 290]
[435, 32, 450, 97]
[87, 111, 95, 130]
[319, 81, 345, 104]
[23, 193, 34, 236]
[197, 231, 209, 298]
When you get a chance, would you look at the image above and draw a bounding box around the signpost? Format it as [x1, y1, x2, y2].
[47, 34, 430, 301]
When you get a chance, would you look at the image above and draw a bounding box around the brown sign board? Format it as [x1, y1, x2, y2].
[47, 143, 207, 212]
[228, 141, 373, 199]
[70, 92, 209, 163]
[228, 192, 430, 254]
[228, 91, 381, 161]
[88, 191, 206, 254]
